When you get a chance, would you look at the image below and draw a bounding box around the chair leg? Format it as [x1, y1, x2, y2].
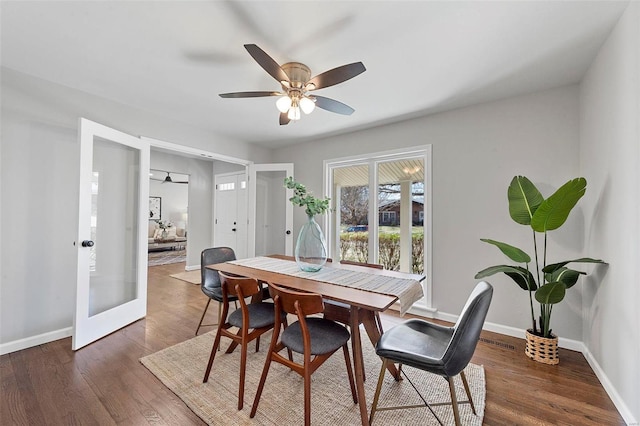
[460, 370, 476, 415]
[342, 344, 358, 403]
[250, 354, 273, 419]
[369, 357, 388, 425]
[447, 376, 461, 426]
[238, 339, 248, 410]
[303, 364, 312, 426]
[195, 298, 212, 336]
[202, 325, 223, 382]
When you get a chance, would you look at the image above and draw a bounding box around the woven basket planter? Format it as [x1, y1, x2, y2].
[525, 330, 559, 365]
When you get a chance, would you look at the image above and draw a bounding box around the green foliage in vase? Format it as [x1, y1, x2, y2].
[284, 177, 331, 217]
[475, 176, 606, 338]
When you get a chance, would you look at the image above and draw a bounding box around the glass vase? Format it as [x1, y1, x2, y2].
[295, 215, 328, 272]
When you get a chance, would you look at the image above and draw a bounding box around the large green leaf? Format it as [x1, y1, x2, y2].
[508, 176, 544, 225]
[545, 267, 584, 289]
[475, 265, 537, 291]
[535, 282, 566, 305]
[480, 239, 531, 263]
[542, 257, 606, 274]
[531, 178, 586, 232]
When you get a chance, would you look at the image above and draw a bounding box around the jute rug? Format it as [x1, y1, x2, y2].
[140, 330, 485, 425]
[170, 270, 201, 285]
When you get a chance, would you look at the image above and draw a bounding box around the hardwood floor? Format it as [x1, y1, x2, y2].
[1, 262, 625, 425]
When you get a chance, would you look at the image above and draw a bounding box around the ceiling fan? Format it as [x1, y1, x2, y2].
[219, 44, 366, 125]
[150, 171, 189, 184]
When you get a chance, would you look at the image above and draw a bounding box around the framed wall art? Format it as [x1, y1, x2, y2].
[149, 196, 161, 221]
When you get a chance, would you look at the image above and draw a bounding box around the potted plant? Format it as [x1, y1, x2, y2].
[284, 177, 331, 272]
[475, 176, 605, 364]
[157, 220, 173, 240]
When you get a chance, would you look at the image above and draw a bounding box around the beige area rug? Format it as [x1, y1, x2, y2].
[140, 330, 485, 425]
[170, 270, 201, 285]
[149, 249, 187, 266]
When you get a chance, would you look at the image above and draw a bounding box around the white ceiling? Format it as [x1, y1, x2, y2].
[0, 1, 628, 149]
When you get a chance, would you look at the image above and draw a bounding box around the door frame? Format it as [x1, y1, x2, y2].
[247, 163, 294, 257]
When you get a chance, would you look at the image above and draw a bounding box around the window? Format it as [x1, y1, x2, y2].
[324, 146, 432, 308]
[380, 211, 396, 224]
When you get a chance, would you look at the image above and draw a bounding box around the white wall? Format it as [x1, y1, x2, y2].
[0, 69, 270, 352]
[273, 86, 585, 340]
[579, 2, 640, 423]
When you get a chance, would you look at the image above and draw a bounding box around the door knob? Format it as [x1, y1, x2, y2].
[286, 230, 291, 235]
[81, 240, 94, 247]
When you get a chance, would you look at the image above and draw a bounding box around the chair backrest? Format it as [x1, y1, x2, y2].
[268, 283, 324, 317]
[201, 247, 236, 292]
[219, 272, 261, 300]
[340, 260, 383, 269]
[442, 281, 493, 377]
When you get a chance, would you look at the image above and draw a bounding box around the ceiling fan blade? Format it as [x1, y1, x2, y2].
[244, 44, 290, 83]
[219, 91, 281, 98]
[307, 62, 366, 90]
[279, 112, 290, 125]
[313, 95, 355, 115]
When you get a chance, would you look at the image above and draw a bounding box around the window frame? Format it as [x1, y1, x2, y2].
[323, 145, 433, 309]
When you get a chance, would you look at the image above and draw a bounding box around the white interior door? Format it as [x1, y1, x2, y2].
[213, 172, 248, 258]
[73, 118, 149, 350]
[248, 163, 294, 257]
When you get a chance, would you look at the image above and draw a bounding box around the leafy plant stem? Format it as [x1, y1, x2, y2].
[526, 263, 536, 332]
[532, 230, 540, 334]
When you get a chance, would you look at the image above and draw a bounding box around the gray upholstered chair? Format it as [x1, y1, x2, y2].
[203, 272, 284, 410]
[369, 281, 493, 426]
[196, 247, 238, 335]
[250, 283, 358, 426]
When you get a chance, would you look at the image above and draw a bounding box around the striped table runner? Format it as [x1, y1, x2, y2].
[229, 257, 424, 315]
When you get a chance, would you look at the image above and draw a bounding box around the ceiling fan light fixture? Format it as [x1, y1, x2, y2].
[287, 105, 301, 121]
[299, 96, 316, 114]
[276, 95, 292, 113]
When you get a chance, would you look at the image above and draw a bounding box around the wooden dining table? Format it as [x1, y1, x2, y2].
[206, 254, 425, 426]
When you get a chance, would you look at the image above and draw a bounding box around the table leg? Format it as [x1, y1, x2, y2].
[350, 307, 368, 426]
[360, 311, 400, 381]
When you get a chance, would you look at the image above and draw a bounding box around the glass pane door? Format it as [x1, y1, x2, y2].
[331, 164, 370, 263]
[376, 158, 424, 273]
[73, 118, 149, 350]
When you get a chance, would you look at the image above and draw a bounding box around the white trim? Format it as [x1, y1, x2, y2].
[415, 307, 586, 352]
[0, 327, 72, 355]
[141, 136, 250, 166]
[185, 264, 200, 272]
[323, 144, 433, 307]
[583, 348, 638, 425]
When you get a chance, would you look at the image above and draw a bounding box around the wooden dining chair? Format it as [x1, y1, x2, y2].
[202, 272, 285, 410]
[250, 283, 358, 426]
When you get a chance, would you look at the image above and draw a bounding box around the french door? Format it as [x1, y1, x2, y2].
[73, 118, 149, 350]
[325, 146, 431, 276]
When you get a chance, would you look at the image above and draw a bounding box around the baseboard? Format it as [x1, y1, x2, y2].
[411, 307, 585, 352]
[408, 307, 635, 423]
[185, 264, 200, 271]
[583, 347, 638, 425]
[0, 327, 72, 355]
